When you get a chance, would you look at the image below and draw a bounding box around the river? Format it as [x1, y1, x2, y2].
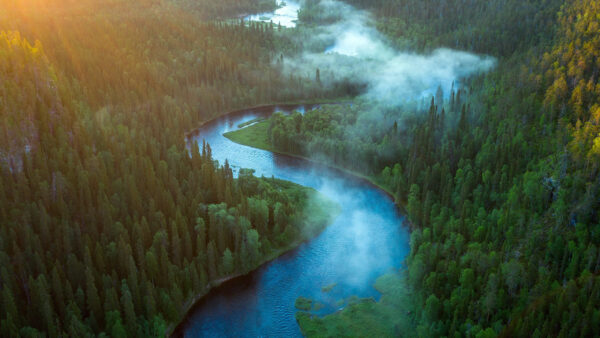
[244, 0, 301, 28]
[179, 104, 410, 337]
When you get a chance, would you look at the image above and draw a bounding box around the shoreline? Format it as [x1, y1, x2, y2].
[168, 187, 341, 337]
[222, 125, 413, 226]
[183, 98, 353, 140]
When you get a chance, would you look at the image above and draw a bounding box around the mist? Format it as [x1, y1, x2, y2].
[306, 173, 405, 290]
[283, 0, 496, 105]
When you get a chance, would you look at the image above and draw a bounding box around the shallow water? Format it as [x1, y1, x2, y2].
[180, 104, 410, 337]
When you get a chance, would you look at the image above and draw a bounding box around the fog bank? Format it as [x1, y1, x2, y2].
[284, 0, 495, 105]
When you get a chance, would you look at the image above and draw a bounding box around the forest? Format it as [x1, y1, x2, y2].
[0, 0, 338, 336]
[2, 0, 600, 337]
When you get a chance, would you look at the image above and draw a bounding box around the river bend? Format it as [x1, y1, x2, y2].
[180, 104, 410, 337]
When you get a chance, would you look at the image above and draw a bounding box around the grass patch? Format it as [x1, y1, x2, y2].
[295, 272, 416, 338]
[224, 121, 275, 152]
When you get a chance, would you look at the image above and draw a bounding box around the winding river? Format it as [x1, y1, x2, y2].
[179, 104, 410, 337]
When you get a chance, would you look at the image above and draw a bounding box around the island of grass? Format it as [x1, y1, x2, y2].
[295, 272, 416, 337]
[225, 120, 276, 152]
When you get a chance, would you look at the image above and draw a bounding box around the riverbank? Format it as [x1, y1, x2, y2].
[169, 184, 341, 337]
[223, 120, 413, 226]
[184, 97, 353, 141]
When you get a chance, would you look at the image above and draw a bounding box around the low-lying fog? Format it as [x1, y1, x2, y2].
[283, 0, 495, 104]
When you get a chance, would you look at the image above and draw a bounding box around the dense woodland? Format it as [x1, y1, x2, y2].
[0, 0, 337, 336]
[251, 0, 600, 336]
[2, 0, 600, 336]
[0, 30, 337, 335]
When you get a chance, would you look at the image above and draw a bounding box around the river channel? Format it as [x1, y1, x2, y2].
[179, 104, 410, 337]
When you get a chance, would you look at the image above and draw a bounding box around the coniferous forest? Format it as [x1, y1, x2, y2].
[2, 0, 600, 337]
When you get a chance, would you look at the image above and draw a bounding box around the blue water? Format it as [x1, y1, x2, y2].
[181, 105, 410, 337]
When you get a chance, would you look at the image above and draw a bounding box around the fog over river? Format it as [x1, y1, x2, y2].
[180, 105, 409, 337]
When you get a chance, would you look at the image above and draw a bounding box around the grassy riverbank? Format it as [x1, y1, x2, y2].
[225, 120, 274, 151]
[225, 121, 403, 204]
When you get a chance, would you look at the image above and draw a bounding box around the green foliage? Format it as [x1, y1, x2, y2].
[225, 121, 275, 153]
[175, 0, 278, 19]
[222, 248, 235, 275]
[340, 0, 563, 56]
